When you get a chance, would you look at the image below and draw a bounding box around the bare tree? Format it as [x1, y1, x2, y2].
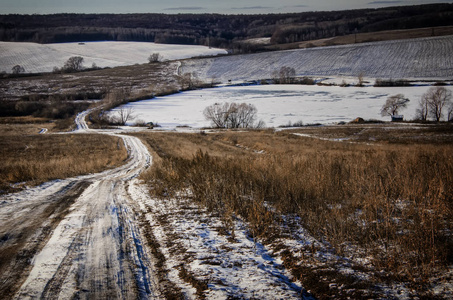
[116, 107, 136, 125]
[423, 86, 452, 121]
[447, 102, 453, 121]
[380, 94, 409, 117]
[233, 103, 257, 128]
[416, 96, 429, 121]
[203, 102, 259, 128]
[64, 56, 84, 72]
[203, 102, 231, 128]
[11, 65, 25, 74]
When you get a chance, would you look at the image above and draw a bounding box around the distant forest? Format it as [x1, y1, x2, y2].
[1, 3, 453, 53]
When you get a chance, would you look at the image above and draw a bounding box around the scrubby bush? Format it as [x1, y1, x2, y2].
[374, 78, 411, 87]
[11, 65, 25, 74]
[63, 56, 84, 72]
[272, 66, 296, 84]
[148, 53, 161, 63]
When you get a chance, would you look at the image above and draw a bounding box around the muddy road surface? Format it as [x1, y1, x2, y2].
[0, 113, 163, 299]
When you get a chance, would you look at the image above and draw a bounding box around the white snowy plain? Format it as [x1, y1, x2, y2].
[0, 41, 227, 73]
[113, 84, 439, 129]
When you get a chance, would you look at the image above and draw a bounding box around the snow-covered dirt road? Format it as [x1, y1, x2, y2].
[0, 113, 163, 299]
[0, 111, 309, 299]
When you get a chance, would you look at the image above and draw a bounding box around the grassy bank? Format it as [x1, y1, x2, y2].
[0, 131, 128, 194]
[135, 124, 453, 296]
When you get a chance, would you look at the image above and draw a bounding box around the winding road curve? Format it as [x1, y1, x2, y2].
[0, 111, 163, 299]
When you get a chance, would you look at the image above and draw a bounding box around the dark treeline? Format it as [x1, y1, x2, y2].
[1, 3, 453, 53]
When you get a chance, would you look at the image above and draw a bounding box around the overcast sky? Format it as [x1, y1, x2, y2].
[1, 0, 451, 14]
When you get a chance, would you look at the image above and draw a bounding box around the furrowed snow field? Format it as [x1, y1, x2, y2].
[181, 35, 453, 82]
[0, 41, 227, 73]
[114, 84, 434, 129]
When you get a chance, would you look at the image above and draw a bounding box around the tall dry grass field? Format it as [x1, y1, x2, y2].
[136, 125, 453, 285]
[0, 132, 128, 193]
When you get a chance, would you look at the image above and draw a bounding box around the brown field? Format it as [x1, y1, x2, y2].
[134, 123, 453, 296]
[0, 61, 181, 102]
[0, 118, 55, 136]
[0, 125, 128, 194]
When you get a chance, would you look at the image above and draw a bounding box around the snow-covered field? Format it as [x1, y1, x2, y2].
[181, 35, 453, 82]
[0, 41, 227, 73]
[114, 84, 437, 129]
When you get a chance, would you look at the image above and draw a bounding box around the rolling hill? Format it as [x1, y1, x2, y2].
[181, 35, 453, 82]
[0, 41, 227, 74]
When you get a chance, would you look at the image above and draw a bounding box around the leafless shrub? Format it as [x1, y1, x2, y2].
[272, 66, 296, 84]
[374, 79, 411, 87]
[133, 119, 147, 127]
[299, 76, 315, 85]
[148, 53, 161, 63]
[357, 72, 365, 87]
[177, 72, 200, 90]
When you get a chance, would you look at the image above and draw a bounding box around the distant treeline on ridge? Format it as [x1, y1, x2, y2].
[1, 3, 453, 53]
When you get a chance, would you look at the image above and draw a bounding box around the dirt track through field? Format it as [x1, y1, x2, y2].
[0, 112, 163, 299]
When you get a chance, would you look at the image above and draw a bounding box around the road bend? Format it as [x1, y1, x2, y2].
[0, 110, 162, 299]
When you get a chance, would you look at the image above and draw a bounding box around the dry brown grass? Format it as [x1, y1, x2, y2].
[0, 117, 55, 135]
[0, 132, 128, 194]
[135, 124, 453, 289]
[0, 61, 181, 102]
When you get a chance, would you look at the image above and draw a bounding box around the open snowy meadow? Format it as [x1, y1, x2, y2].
[115, 84, 434, 128]
[0, 41, 227, 73]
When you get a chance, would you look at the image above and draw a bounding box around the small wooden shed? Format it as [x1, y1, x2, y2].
[391, 115, 404, 122]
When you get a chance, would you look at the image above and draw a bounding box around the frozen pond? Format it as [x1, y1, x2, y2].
[114, 84, 439, 129]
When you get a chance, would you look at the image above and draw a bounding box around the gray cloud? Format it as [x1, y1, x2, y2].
[164, 6, 204, 11]
[368, 1, 404, 4]
[231, 6, 273, 10]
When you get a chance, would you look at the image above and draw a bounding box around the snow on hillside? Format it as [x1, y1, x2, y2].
[0, 41, 227, 73]
[114, 84, 436, 129]
[181, 36, 453, 82]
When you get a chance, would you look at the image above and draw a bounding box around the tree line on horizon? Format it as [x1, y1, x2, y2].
[0, 3, 452, 53]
